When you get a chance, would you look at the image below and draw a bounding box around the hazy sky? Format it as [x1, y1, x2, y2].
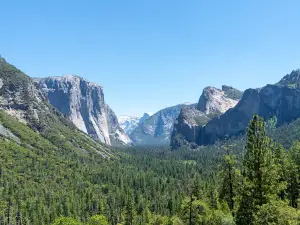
[1, 0, 300, 116]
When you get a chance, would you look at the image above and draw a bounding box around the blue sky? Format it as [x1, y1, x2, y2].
[1, 0, 300, 116]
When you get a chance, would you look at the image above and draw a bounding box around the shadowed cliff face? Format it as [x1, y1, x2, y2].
[36, 75, 131, 146]
[171, 86, 241, 150]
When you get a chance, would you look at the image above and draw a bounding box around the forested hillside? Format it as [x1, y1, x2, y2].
[2, 106, 300, 224]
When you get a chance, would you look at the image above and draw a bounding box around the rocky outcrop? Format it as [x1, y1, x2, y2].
[277, 69, 300, 87]
[197, 86, 239, 116]
[171, 86, 241, 149]
[36, 75, 131, 146]
[118, 113, 151, 135]
[130, 104, 194, 146]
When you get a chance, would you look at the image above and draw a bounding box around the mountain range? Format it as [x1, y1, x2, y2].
[2, 56, 300, 151]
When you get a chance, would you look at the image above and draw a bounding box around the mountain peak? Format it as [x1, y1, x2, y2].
[197, 86, 239, 115]
[278, 69, 300, 87]
[0, 55, 6, 63]
[38, 75, 103, 88]
[222, 85, 243, 100]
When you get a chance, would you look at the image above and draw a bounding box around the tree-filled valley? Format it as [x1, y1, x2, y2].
[2, 106, 300, 224]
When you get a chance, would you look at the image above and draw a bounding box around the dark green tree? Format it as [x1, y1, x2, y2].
[124, 192, 135, 225]
[236, 114, 280, 225]
[287, 141, 300, 207]
[219, 146, 240, 215]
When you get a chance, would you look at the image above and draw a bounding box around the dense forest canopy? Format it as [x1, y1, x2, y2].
[1, 110, 300, 224]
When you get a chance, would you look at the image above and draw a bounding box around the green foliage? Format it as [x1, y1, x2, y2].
[219, 146, 241, 213]
[270, 118, 300, 149]
[180, 197, 211, 224]
[3, 104, 300, 225]
[237, 114, 281, 225]
[51, 217, 82, 225]
[254, 200, 300, 225]
[169, 216, 184, 225]
[87, 215, 109, 225]
[148, 215, 169, 225]
[243, 114, 280, 204]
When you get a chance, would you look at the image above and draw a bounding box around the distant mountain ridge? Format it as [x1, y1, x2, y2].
[130, 104, 196, 146]
[118, 113, 151, 135]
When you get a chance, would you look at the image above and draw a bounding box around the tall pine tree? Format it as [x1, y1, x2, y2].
[219, 145, 240, 215]
[236, 114, 280, 225]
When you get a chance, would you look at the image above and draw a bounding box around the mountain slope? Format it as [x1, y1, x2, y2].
[36, 76, 131, 146]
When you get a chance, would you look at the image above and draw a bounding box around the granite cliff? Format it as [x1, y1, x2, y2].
[36, 76, 131, 146]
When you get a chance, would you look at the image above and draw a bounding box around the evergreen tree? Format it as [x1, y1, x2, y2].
[124, 192, 135, 225]
[287, 141, 300, 208]
[87, 214, 109, 225]
[273, 144, 289, 200]
[219, 146, 240, 215]
[236, 114, 280, 225]
[253, 200, 300, 225]
[180, 197, 210, 225]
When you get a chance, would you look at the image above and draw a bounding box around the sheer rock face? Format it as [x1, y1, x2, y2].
[130, 104, 194, 146]
[36, 75, 131, 146]
[171, 86, 241, 150]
